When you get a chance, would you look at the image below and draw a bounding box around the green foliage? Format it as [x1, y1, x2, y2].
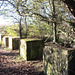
[0, 41, 2, 47]
[1, 0, 74, 43]
[28, 25, 40, 37]
[27, 18, 53, 38]
[5, 24, 19, 36]
[14, 55, 24, 62]
[57, 38, 64, 43]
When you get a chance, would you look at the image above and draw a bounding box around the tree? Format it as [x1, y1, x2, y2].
[61, 0, 75, 17]
[7, 0, 31, 38]
[1, 0, 74, 42]
[30, 0, 69, 42]
[50, 0, 57, 42]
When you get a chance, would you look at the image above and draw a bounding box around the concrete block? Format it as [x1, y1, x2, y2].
[3, 36, 9, 47]
[9, 36, 20, 50]
[43, 45, 75, 75]
[20, 39, 44, 60]
[0, 34, 5, 42]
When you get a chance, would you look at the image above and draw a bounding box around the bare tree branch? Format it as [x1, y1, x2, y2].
[0, 1, 4, 8]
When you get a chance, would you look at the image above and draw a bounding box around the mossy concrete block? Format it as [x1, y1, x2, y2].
[3, 36, 9, 47]
[9, 37, 20, 50]
[43, 45, 75, 75]
[0, 34, 5, 42]
[20, 39, 44, 60]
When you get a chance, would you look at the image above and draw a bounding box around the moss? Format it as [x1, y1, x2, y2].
[4, 47, 12, 51]
[21, 38, 42, 42]
[33, 62, 44, 72]
[13, 55, 24, 62]
[0, 41, 2, 47]
[20, 39, 44, 60]
[3, 37, 9, 47]
[9, 37, 20, 50]
[4, 36, 9, 37]
[20, 45, 27, 60]
[43, 46, 68, 75]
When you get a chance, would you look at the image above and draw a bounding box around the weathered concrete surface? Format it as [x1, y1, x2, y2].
[0, 34, 5, 42]
[3, 36, 9, 47]
[20, 39, 44, 60]
[9, 37, 20, 50]
[43, 44, 75, 75]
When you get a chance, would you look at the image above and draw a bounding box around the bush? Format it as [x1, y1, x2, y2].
[5, 24, 19, 36]
[57, 38, 65, 46]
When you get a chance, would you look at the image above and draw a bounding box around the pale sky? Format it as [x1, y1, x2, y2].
[0, 17, 14, 26]
[0, 0, 75, 27]
[0, 17, 9, 26]
[0, 1, 18, 26]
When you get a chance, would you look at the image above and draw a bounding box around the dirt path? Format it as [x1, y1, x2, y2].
[0, 47, 44, 75]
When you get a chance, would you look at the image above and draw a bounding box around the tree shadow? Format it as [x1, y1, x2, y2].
[0, 63, 45, 75]
[0, 48, 45, 75]
[0, 52, 19, 56]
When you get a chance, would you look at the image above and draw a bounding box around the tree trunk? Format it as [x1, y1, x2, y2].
[53, 22, 57, 42]
[19, 17, 22, 39]
[24, 16, 27, 38]
[19, 16, 22, 55]
[51, 0, 57, 42]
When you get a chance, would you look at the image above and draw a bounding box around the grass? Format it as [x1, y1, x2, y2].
[0, 41, 2, 47]
[3, 47, 12, 52]
[33, 61, 44, 72]
[13, 55, 24, 62]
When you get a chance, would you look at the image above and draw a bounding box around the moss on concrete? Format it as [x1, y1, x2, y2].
[3, 36, 9, 47]
[43, 45, 75, 75]
[20, 39, 44, 60]
[0, 34, 5, 42]
[9, 37, 20, 50]
[21, 39, 42, 42]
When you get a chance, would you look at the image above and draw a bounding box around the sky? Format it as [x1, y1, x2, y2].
[0, 18, 9, 25]
[0, 0, 75, 27]
[0, 1, 19, 26]
[0, 17, 14, 26]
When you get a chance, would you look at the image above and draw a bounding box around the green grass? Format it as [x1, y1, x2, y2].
[0, 41, 2, 47]
[33, 62, 44, 72]
[4, 47, 12, 51]
[13, 55, 24, 62]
